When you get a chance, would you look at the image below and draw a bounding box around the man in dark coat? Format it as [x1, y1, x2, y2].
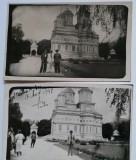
[40, 50, 48, 73]
[54, 49, 62, 73]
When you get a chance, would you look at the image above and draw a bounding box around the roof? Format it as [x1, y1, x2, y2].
[62, 9, 74, 15]
[57, 13, 64, 18]
[63, 88, 75, 94]
[110, 49, 116, 55]
[78, 88, 93, 93]
[31, 123, 38, 129]
[58, 91, 65, 96]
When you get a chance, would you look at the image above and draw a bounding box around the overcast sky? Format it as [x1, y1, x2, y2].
[11, 87, 130, 123]
[12, 5, 121, 43]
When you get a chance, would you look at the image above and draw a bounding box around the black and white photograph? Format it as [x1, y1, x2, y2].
[5, 3, 131, 81]
[3, 84, 132, 160]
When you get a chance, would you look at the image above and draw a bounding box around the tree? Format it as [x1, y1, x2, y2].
[8, 99, 23, 134]
[99, 42, 110, 59]
[12, 23, 24, 42]
[37, 119, 51, 136]
[76, 5, 128, 42]
[102, 123, 113, 140]
[21, 39, 31, 55]
[105, 88, 131, 127]
[37, 39, 51, 55]
[22, 120, 31, 137]
[118, 120, 130, 141]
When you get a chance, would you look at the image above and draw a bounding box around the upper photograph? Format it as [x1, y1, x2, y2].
[4, 3, 132, 81]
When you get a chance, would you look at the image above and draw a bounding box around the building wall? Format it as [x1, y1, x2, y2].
[51, 111, 102, 140]
[51, 11, 100, 60]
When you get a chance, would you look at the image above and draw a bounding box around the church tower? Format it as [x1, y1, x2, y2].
[78, 88, 95, 112]
[62, 9, 74, 25]
[57, 91, 66, 107]
[63, 88, 75, 104]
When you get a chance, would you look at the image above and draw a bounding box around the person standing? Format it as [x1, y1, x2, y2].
[54, 49, 61, 73]
[9, 128, 16, 154]
[67, 130, 75, 156]
[15, 130, 24, 156]
[40, 50, 48, 73]
[6, 130, 12, 160]
[30, 131, 36, 148]
[47, 50, 54, 73]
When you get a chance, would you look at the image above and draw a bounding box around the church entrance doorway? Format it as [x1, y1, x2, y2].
[31, 50, 36, 56]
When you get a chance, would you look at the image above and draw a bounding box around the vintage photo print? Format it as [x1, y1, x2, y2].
[3, 83, 132, 160]
[4, 2, 132, 81]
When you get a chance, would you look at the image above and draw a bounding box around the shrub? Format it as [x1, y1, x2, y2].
[80, 140, 87, 145]
[82, 59, 89, 64]
[75, 139, 80, 143]
[89, 140, 97, 145]
[69, 58, 73, 62]
[73, 59, 80, 64]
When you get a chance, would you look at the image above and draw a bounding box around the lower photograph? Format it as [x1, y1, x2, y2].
[3, 83, 132, 160]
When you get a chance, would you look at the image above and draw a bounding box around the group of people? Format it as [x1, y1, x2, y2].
[7, 128, 37, 160]
[40, 49, 62, 74]
[7, 128, 75, 159]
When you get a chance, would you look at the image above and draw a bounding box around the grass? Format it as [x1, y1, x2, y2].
[61, 61, 125, 78]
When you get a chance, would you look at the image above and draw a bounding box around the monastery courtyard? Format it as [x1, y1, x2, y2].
[10, 138, 95, 160]
[9, 55, 125, 78]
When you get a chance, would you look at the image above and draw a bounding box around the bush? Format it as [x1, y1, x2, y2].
[89, 140, 97, 145]
[69, 58, 73, 62]
[75, 139, 80, 143]
[82, 59, 89, 64]
[73, 59, 80, 64]
[80, 140, 87, 145]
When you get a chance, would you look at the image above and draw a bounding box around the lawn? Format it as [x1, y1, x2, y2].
[61, 61, 125, 78]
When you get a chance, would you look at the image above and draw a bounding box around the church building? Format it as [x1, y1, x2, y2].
[51, 9, 100, 60]
[51, 88, 102, 140]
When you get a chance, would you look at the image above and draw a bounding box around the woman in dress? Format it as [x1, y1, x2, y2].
[47, 50, 54, 73]
[15, 130, 24, 156]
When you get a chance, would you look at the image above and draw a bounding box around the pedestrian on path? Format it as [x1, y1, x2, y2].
[6, 129, 12, 160]
[9, 127, 16, 154]
[40, 50, 48, 73]
[30, 131, 36, 148]
[47, 50, 54, 73]
[54, 49, 61, 73]
[67, 130, 75, 156]
[15, 130, 25, 156]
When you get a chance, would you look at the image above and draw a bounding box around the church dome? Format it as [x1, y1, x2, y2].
[78, 88, 93, 94]
[58, 91, 65, 96]
[62, 9, 74, 15]
[57, 13, 64, 18]
[63, 88, 75, 94]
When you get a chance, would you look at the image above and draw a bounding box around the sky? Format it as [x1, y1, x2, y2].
[12, 5, 122, 43]
[10, 87, 130, 123]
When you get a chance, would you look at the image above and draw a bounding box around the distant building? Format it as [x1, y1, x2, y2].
[30, 42, 38, 56]
[51, 88, 102, 140]
[51, 9, 100, 60]
[30, 123, 38, 135]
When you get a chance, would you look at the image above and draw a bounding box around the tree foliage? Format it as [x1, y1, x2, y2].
[105, 88, 131, 123]
[8, 99, 23, 134]
[76, 5, 128, 42]
[12, 23, 24, 42]
[37, 39, 51, 55]
[37, 119, 51, 136]
[10, 24, 31, 63]
[99, 42, 110, 59]
[102, 123, 113, 140]
[22, 120, 31, 137]
[118, 120, 130, 141]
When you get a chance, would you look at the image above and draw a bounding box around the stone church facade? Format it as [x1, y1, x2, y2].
[51, 88, 102, 140]
[51, 9, 100, 60]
